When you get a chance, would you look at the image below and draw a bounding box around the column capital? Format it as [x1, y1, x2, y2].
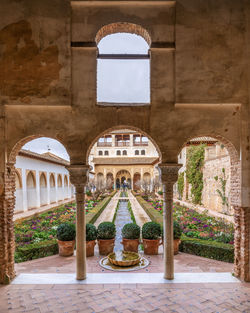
[67, 165, 90, 187]
[158, 163, 182, 184]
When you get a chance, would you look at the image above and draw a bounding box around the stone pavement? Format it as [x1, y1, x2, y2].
[16, 253, 233, 274]
[94, 192, 119, 226]
[0, 282, 249, 313]
[128, 191, 150, 227]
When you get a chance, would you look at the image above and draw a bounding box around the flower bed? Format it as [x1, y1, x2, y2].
[14, 196, 113, 263]
[137, 195, 234, 262]
[146, 199, 234, 245]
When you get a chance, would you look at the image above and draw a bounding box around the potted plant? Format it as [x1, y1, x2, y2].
[86, 223, 97, 257]
[97, 222, 116, 255]
[173, 220, 182, 255]
[142, 221, 161, 255]
[121, 223, 140, 252]
[57, 223, 76, 257]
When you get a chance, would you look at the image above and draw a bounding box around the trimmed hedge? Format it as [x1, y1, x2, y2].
[180, 235, 234, 263]
[86, 193, 114, 224]
[15, 240, 58, 263]
[15, 192, 116, 263]
[136, 196, 163, 225]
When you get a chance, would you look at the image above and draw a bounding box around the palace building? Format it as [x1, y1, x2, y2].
[89, 130, 160, 189]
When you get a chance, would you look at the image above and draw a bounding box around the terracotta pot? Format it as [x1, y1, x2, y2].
[142, 238, 161, 255]
[97, 238, 115, 255]
[174, 239, 181, 255]
[121, 238, 140, 252]
[86, 240, 96, 257]
[57, 240, 75, 257]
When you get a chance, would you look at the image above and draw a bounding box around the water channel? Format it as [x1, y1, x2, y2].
[114, 192, 132, 251]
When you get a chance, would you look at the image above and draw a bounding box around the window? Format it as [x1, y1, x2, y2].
[97, 135, 112, 147]
[104, 151, 109, 156]
[141, 150, 145, 155]
[117, 150, 121, 156]
[97, 27, 150, 105]
[135, 150, 139, 155]
[98, 151, 103, 156]
[122, 150, 127, 156]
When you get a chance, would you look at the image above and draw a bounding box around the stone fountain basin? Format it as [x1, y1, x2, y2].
[108, 251, 140, 267]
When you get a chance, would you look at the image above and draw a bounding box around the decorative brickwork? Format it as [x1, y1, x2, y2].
[0, 162, 16, 284]
[234, 206, 250, 281]
[95, 23, 151, 46]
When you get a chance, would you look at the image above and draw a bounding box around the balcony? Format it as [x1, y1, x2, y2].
[115, 141, 130, 147]
[97, 142, 112, 147]
[133, 141, 148, 146]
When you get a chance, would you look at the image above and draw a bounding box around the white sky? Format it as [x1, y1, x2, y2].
[97, 33, 150, 103]
[23, 138, 70, 161]
[22, 33, 150, 159]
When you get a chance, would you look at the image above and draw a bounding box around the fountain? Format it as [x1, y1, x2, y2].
[108, 251, 140, 267]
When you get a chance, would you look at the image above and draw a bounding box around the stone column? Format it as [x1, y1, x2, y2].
[0, 162, 16, 284]
[159, 163, 181, 280]
[67, 165, 89, 280]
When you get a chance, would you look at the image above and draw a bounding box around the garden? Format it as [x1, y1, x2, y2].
[14, 195, 113, 263]
[136, 195, 234, 262]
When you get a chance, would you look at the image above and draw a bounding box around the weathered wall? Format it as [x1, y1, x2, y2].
[0, 0, 249, 282]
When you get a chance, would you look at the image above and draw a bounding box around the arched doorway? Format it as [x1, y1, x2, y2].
[57, 174, 63, 201]
[64, 175, 69, 199]
[40, 172, 47, 206]
[133, 173, 141, 191]
[26, 171, 36, 209]
[49, 173, 56, 203]
[106, 172, 114, 190]
[15, 171, 23, 212]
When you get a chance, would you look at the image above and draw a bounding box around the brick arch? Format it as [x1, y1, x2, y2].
[178, 133, 244, 279]
[95, 22, 151, 46]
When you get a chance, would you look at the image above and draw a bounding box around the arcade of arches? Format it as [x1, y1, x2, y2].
[0, 0, 250, 285]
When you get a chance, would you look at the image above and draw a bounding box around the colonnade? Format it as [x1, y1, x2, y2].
[68, 163, 180, 280]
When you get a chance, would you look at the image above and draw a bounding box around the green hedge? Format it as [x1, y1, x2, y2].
[136, 196, 163, 225]
[15, 192, 116, 263]
[180, 235, 234, 263]
[15, 240, 58, 263]
[86, 193, 114, 224]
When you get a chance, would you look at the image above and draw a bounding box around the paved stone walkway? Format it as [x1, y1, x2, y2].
[128, 191, 150, 227]
[0, 283, 249, 313]
[94, 192, 119, 226]
[16, 253, 234, 274]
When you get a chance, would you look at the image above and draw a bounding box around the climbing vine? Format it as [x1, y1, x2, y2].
[186, 144, 205, 204]
[177, 172, 184, 199]
[214, 168, 229, 209]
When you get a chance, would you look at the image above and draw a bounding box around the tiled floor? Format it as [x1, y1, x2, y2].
[3, 253, 248, 312]
[0, 283, 249, 313]
[15, 252, 234, 274]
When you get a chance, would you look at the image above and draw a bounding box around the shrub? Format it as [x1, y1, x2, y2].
[142, 222, 161, 240]
[86, 223, 97, 241]
[15, 240, 58, 263]
[57, 223, 76, 241]
[174, 221, 182, 239]
[122, 223, 140, 239]
[86, 190, 92, 197]
[97, 222, 116, 240]
[180, 236, 234, 263]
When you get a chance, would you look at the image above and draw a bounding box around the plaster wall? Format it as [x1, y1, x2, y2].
[15, 156, 72, 212]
